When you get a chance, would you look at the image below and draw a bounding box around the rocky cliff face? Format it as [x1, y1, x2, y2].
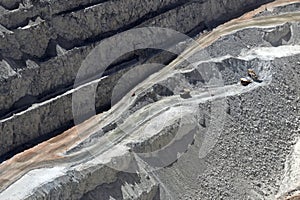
[1, 0, 300, 200]
[0, 0, 273, 159]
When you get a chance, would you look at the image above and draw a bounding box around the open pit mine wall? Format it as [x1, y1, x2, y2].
[0, 0, 274, 158]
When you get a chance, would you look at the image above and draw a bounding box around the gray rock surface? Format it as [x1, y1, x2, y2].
[0, 0, 273, 158]
[1, 1, 300, 200]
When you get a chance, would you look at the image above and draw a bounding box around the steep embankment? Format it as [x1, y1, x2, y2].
[0, 0, 299, 199]
[0, 0, 274, 159]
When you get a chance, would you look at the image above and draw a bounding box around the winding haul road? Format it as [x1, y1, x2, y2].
[0, 0, 300, 198]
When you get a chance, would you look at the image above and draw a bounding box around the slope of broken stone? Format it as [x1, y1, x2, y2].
[1, 1, 300, 199]
[167, 55, 299, 199]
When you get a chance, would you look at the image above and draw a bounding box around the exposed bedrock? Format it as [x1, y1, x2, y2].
[0, 0, 275, 158]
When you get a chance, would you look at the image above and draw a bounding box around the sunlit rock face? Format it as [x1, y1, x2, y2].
[1, 0, 300, 200]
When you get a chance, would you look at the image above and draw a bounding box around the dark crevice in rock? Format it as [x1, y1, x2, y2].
[55, 35, 84, 51]
[0, 1, 20, 10]
[102, 53, 139, 76]
[11, 17, 32, 30]
[11, 95, 37, 111]
[43, 39, 59, 58]
[102, 122, 118, 134]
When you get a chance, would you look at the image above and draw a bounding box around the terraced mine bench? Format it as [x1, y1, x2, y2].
[0, 0, 274, 159]
[0, 1, 300, 199]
